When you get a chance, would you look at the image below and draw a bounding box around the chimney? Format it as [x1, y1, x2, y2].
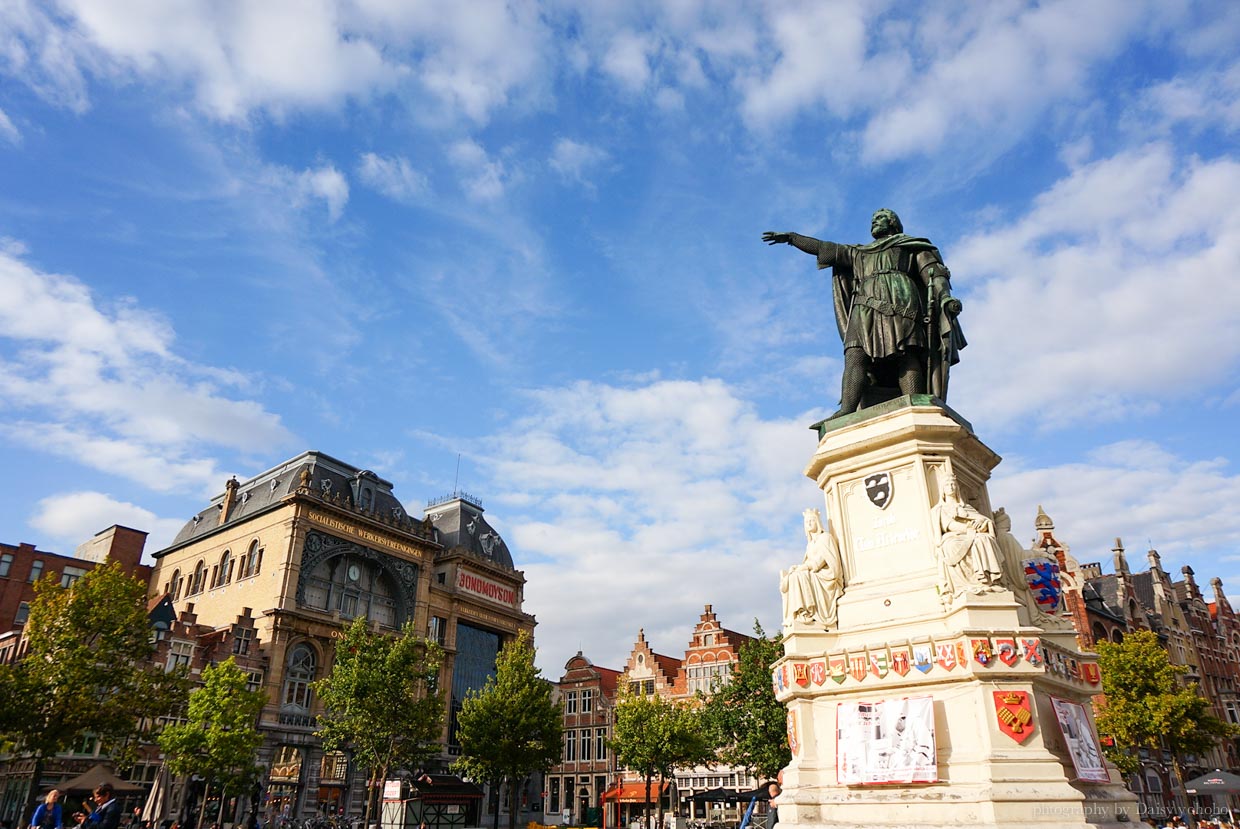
[219, 476, 240, 526]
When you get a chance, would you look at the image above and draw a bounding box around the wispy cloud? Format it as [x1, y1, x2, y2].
[0, 244, 294, 498]
[30, 491, 185, 555]
[357, 152, 429, 203]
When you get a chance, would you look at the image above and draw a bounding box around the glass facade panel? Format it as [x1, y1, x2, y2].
[448, 623, 501, 751]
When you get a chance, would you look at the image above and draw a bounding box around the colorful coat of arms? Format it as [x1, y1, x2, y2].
[1020, 637, 1043, 666]
[936, 642, 957, 671]
[772, 665, 786, 694]
[994, 637, 1019, 667]
[829, 654, 847, 684]
[993, 690, 1035, 743]
[793, 662, 810, 687]
[1081, 662, 1101, 685]
[913, 644, 934, 674]
[787, 710, 799, 755]
[849, 653, 869, 682]
[890, 646, 911, 677]
[870, 648, 889, 678]
[1023, 556, 1064, 614]
[809, 660, 827, 686]
[972, 638, 994, 667]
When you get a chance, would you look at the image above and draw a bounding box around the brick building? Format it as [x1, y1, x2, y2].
[0, 525, 151, 663]
[547, 606, 758, 828]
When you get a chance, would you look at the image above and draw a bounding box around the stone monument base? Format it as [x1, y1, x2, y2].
[775, 398, 1138, 829]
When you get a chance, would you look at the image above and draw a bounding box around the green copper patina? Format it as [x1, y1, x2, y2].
[764, 209, 966, 425]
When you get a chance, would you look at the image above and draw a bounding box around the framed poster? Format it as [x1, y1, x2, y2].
[837, 696, 937, 785]
[1050, 696, 1110, 783]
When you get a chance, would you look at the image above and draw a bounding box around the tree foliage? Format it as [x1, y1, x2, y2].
[611, 688, 714, 827]
[452, 632, 562, 829]
[159, 657, 266, 792]
[1095, 629, 1237, 775]
[0, 561, 187, 822]
[701, 622, 789, 779]
[313, 618, 445, 822]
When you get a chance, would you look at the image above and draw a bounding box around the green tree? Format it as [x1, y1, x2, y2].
[452, 632, 562, 829]
[701, 622, 789, 779]
[313, 618, 445, 824]
[0, 561, 187, 824]
[159, 657, 266, 828]
[611, 689, 714, 829]
[1095, 630, 1237, 784]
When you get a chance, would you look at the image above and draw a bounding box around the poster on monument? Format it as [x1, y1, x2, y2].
[1050, 696, 1109, 783]
[836, 696, 937, 785]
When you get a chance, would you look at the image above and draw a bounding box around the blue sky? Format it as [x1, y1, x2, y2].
[2, 0, 1239, 674]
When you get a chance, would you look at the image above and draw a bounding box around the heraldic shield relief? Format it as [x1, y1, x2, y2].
[1023, 556, 1064, 614]
[864, 471, 892, 509]
[993, 690, 1035, 743]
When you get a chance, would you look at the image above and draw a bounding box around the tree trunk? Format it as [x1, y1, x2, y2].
[490, 779, 500, 829]
[642, 774, 652, 829]
[506, 777, 519, 829]
[195, 780, 212, 829]
[655, 775, 664, 829]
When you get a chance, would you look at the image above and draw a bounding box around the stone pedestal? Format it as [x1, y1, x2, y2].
[774, 397, 1138, 829]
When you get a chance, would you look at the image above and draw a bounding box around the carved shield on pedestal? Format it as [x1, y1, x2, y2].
[993, 690, 1035, 743]
[864, 472, 893, 509]
[1022, 556, 1063, 614]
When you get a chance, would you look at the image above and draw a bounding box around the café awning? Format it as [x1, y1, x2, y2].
[602, 782, 669, 803]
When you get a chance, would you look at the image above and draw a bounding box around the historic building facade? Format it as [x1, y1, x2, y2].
[149, 451, 535, 824]
[546, 606, 757, 828]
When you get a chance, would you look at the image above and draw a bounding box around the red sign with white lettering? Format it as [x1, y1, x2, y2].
[457, 569, 518, 606]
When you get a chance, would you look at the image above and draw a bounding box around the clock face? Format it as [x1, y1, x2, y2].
[347, 564, 361, 582]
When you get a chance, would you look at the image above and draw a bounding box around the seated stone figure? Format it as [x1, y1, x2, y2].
[781, 508, 845, 629]
[931, 475, 1004, 604]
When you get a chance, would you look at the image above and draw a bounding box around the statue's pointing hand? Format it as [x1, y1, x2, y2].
[762, 231, 791, 245]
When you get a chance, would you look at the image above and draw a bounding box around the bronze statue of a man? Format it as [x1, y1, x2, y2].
[763, 209, 966, 418]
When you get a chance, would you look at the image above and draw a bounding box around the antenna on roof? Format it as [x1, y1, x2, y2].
[454, 453, 461, 493]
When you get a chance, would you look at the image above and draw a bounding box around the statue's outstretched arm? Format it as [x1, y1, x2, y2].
[762, 231, 831, 257]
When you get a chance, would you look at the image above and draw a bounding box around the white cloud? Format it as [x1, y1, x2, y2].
[950, 144, 1240, 430]
[0, 245, 293, 494]
[548, 138, 609, 188]
[0, 0, 551, 124]
[0, 107, 19, 144]
[991, 441, 1240, 581]
[448, 139, 507, 202]
[259, 162, 349, 221]
[30, 490, 185, 555]
[357, 152, 428, 203]
[1131, 60, 1240, 135]
[477, 376, 822, 671]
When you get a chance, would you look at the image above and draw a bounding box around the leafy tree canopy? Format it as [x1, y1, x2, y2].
[1095, 629, 1237, 775]
[453, 631, 561, 829]
[314, 618, 445, 821]
[0, 561, 187, 821]
[159, 656, 266, 792]
[611, 687, 714, 823]
[701, 621, 789, 779]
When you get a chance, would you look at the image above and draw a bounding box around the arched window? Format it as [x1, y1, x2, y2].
[282, 644, 317, 711]
[301, 555, 398, 627]
[218, 550, 233, 586]
[170, 569, 181, 600]
[189, 560, 207, 595]
[1091, 622, 1107, 644]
